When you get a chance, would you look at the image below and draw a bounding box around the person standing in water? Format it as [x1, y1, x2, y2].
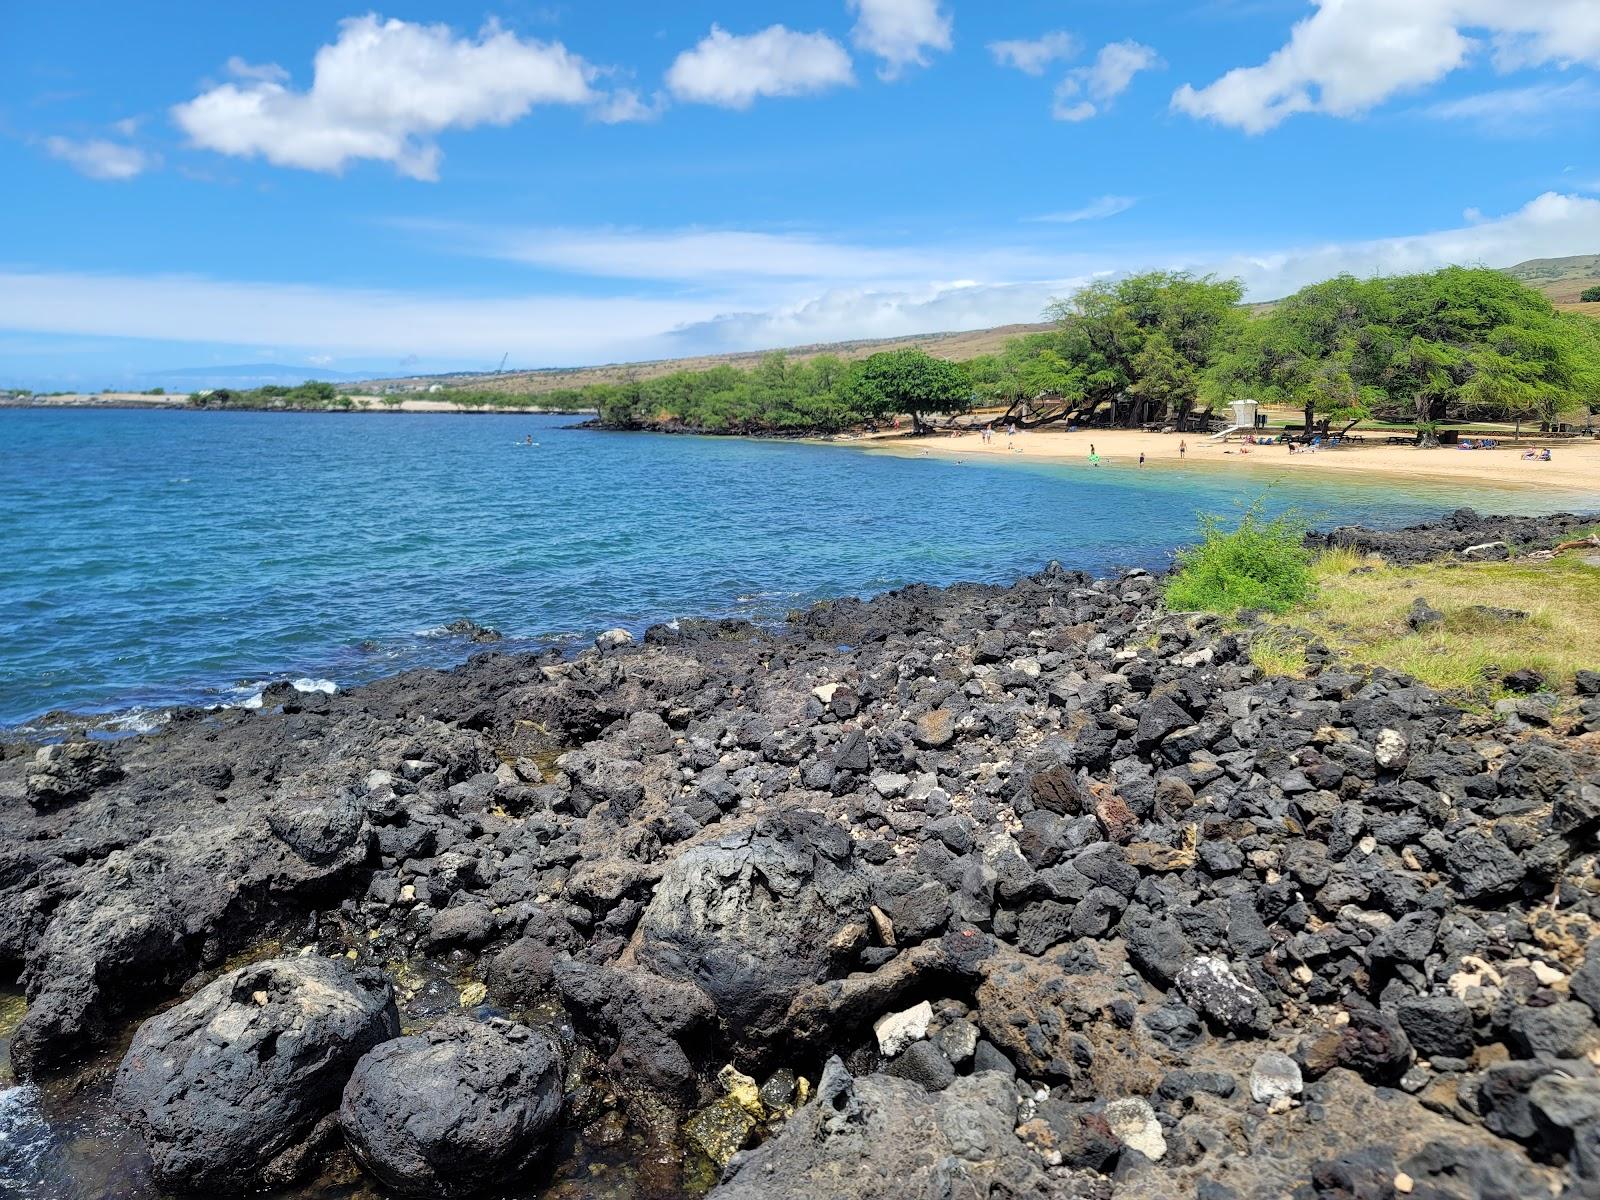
[1139, 451, 1146, 467]
[1179, 439, 1187, 462]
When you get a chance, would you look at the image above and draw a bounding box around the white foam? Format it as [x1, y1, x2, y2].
[0, 1084, 53, 1189]
[291, 678, 337, 694]
[102, 708, 169, 735]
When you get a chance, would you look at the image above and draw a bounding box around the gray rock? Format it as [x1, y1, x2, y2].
[340, 1015, 564, 1198]
[25, 740, 121, 809]
[1395, 995, 1475, 1060]
[427, 903, 495, 950]
[1445, 831, 1525, 900]
[885, 1039, 956, 1092]
[712, 1061, 1056, 1200]
[636, 808, 868, 1048]
[1406, 597, 1444, 632]
[1508, 1000, 1598, 1059]
[1250, 1051, 1303, 1103]
[114, 957, 398, 1193]
[1175, 955, 1271, 1037]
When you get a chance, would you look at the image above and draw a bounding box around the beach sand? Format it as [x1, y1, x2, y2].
[855, 426, 1600, 495]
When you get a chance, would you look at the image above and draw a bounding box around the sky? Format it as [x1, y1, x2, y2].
[2, 0, 1599, 389]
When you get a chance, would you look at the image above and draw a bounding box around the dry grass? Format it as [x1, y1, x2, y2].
[1247, 544, 1600, 703]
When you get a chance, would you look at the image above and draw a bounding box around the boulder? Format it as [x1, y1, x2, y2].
[636, 808, 869, 1050]
[711, 1059, 1056, 1199]
[24, 740, 121, 809]
[553, 961, 715, 1103]
[340, 1015, 563, 1198]
[114, 957, 398, 1193]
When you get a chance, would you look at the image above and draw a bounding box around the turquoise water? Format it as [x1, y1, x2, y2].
[0, 408, 1582, 729]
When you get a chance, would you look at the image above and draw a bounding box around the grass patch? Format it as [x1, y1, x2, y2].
[1250, 550, 1600, 701]
[1166, 507, 1314, 615]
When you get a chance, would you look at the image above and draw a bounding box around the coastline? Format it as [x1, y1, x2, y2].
[0, 393, 595, 415]
[848, 425, 1600, 496]
[2, 509, 1598, 1199]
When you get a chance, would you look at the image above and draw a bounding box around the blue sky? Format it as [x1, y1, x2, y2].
[2, 0, 1598, 388]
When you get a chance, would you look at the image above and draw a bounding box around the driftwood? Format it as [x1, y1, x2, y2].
[1520, 535, 1600, 562]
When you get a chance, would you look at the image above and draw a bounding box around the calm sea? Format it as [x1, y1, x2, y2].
[0, 408, 1580, 729]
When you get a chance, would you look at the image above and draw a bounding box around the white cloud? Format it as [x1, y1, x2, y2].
[666, 24, 854, 108]
[3, 193, 1595, 364]
[1173, 0, 1600, 134]
[1207, 191, 1600, 298]
[590, 88, 666, 124]
[0, 269, 718, 362]
[43, 135, 158, 180]
[671, 280, 1080, 351]
[849, 0, 953, 80]
[172, 15, 597, 179]
[409, 220, 1069, 286]
[1425, 79, 1600, 133]
[989, 32, 1078, 76]
[1028, 196, 1138, 223]
[1053, 41, 1163, 121]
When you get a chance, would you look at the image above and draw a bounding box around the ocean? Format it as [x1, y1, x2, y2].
[0, 407, 1575, 730]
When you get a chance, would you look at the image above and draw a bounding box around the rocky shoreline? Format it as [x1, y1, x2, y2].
[3, 510, 1600, 1198]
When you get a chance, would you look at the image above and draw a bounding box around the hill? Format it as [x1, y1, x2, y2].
[1503, 254, 1600, 309]
[356, 253, 1598, 397]
[356, 322, 1055, 398]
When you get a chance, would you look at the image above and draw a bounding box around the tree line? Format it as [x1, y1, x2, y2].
[188, 265, 1600, 440]
[569, 264, 1600, 441]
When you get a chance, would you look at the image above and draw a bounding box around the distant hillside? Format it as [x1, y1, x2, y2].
[1503, 254, 1600, 309]
[357, 253, 1599, 397]
[357, 323, 1055, 397]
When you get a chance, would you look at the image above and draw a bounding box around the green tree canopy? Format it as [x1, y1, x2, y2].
[840, 348, 971, 432]
[1042, 271, 1246, 427]
[1216, 267, 1597, 442]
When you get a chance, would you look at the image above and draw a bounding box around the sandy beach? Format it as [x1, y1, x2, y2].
[857, 425, 1600, 495]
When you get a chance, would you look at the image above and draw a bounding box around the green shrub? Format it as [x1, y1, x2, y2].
[1166, 507, 1314, 615]
[1581, 285, 1600, 303]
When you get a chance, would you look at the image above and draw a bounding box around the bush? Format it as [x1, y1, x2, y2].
[1582, 285, 1600, 303]
[1166, 507, 1314, 615]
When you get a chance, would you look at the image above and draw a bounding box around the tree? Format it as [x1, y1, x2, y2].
[1040, 271, 1245, 428]
[1210, 275, 1383, 438]
[1225, 267, 1595, 445]
[1374, 267, 1590, 444]
[1581, 285, 1600, 303]
[841, 348, 971, 433]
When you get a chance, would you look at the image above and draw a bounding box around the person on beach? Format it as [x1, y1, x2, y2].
[1179, 439, 1187, 461]
[1090, 442, 1096, 456]
[1138, 451, 1146, 467]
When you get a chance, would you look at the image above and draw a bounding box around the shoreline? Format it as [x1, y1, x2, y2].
[9, 506, 1598, 741]
[2, 509, 1598, 1199]
[849, 425, 1600, 496]
[0, 395, 595, 415]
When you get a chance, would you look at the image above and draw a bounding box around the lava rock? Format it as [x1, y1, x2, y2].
[1175, 956, 1272, 1037]
[114, 958, 398, 1193]
[340, 1015, 564, 1198]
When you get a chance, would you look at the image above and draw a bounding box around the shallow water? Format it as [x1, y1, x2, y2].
[0, 408, 1581, 729]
